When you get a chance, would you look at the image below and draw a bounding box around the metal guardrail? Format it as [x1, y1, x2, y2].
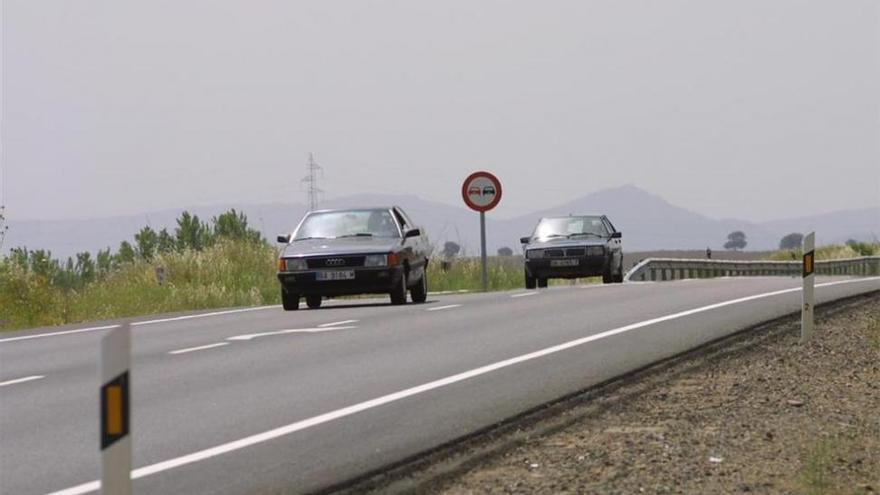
[623, 256, 880, 282]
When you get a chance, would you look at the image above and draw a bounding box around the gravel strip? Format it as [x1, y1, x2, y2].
[357, 293, 879, 495]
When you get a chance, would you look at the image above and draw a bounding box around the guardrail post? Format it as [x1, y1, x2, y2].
[101, 323, 132, 494]
[801, 232, 815, 344]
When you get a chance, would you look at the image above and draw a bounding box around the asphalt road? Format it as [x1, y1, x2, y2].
[1, 276, 878, 495]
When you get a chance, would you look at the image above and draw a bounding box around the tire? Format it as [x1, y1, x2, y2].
[281, 289, 300, 311]
[602, 262, 613, 284]
[613, 259, 625, 283]
[410, 270, 428, 303]
[525, 269, 536, 289]
[390, 273, 407, 305]
[305, 295, 322, 309]
[537, 277, 548, 289]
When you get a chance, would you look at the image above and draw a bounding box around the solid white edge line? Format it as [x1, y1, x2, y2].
[0, 306, 280, 344]
[168, 343, 230, 355]
[43, 277, 880, 495]
[510, 292, 538, 298]
[317, 320, 359, 328]
[425, 304, 462, 311]
[0, 375, 45, 388]
[0, 325, 120, 344]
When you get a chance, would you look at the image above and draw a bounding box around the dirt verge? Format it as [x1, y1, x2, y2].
[352, 293, 879, 495]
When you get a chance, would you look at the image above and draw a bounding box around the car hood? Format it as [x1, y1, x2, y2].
[524, 237, 607, 250]
[281, 237, 402, 258]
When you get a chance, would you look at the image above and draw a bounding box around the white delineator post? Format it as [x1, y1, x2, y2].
[801, 232, 815, 343]
[101, 323, 132, 495]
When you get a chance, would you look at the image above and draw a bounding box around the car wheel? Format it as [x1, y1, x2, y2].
[281, 289, 300, 311]
[537, 277, 548, 289]
[602, 263, 613, 284]
[410, 270, 428, 303]
[305, 295, 322, 309]
[390, 273, 407, 305]
[525, 269, 536, 289]
[613, 259, 625, 283]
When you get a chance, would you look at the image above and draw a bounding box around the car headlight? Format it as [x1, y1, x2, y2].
[364, 254, 389, 267]
[526, 249, 544, 259]
[587, 246, 605, 256]
[282, 258, 307, 271]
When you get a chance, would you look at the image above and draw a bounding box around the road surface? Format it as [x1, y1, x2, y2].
[1, 276, 877, 494]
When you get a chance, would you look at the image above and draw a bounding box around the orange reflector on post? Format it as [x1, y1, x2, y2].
[106, 385, 123, 435]
[803, 251, 814, 277]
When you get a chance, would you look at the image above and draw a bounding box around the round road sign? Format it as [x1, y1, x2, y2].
[461, 171, 502, 212]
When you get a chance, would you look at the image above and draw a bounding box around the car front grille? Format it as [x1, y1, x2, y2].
[306, 256, 366, 269]
[565, 248, 586, 257]
[544, 249, 565, 258]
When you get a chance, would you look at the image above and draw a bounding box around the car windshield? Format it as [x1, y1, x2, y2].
[294, 209, 400, 240]
[533, 216, 608, 240]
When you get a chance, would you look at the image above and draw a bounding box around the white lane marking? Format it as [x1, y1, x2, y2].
[0, 325, 119, 344]
[168, 343, 229, 355]
[510, 292, 538, 298]
[0, 306, 280, 344]
[226, 326, 357, 341]
[0, 375, 45, 388]
[425, 304, 462, 311]
[132, 306, 281, 327]
[45, 277, 880, 495]
[318, 320, 359, 328]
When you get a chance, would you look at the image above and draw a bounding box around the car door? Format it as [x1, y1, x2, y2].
[602, 216, 622, 267]
[392, 207, 427, 279]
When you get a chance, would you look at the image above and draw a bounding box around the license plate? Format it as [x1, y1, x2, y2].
[316, 270, 355, 281]
[551, 259, 579, 267]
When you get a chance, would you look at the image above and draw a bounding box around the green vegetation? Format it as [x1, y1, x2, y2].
[0, 210, 275, 331]
[799, 440, 836, 495]
[1, 209, 567, 331]
[765, 242, 880, 262]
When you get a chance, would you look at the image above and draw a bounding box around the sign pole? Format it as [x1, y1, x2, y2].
[801, 232, 815, 343]
[480, 211, 488, 291]
[101, 323, 132, 495]
[461, 170, 502, 293]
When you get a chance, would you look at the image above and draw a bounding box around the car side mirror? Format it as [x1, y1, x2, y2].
[277, 235, 290, 244]
[404, 228, 421, 239]
[520, 236, 531, 244]
[610, 232, 622, 239]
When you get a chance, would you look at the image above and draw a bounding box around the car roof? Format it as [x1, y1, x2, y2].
[307, 206, 396, 214]
[540, 214, 605, 220]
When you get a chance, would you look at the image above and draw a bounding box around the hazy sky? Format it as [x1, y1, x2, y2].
[2, 1, 878, 222]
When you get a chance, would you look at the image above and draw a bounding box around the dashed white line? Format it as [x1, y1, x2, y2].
[168, 343, 229, 355]
[0, 306, 280, 344]
[318, 320, 359, 328]
[426, 304, 462, 311]
[44, 277, 880, 495]
[510, 292, 538, 298]
[227, 326, 358, 341]
[0, 375, 45, 388]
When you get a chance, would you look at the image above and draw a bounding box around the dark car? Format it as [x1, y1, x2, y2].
[520, 215, 624, 288]
[276, 207, 430, 310]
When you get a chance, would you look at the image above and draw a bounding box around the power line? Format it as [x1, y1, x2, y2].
[301, 153, 323, 211]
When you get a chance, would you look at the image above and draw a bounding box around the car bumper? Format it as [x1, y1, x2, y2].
[277, 266, 405, 296]
[524, 256, 609, 279]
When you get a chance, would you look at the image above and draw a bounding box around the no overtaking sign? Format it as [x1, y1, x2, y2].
[461, 171, 502, 291]
[461, 171, 502, 212]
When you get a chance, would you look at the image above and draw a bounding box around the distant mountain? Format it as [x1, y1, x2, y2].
[5, 186, 878, 259]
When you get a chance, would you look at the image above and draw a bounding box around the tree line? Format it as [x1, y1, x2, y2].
[5, 209, 263, 290]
